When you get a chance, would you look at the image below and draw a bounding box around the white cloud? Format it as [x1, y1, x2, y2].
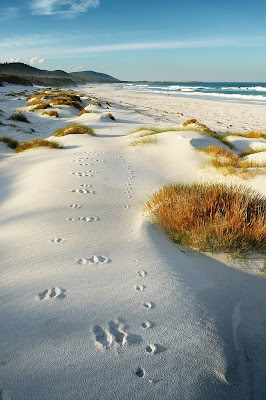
[9, 58, 20, 63]
[29, 0, 100, 18]
[30, 57, 45, 64]
[0, 7, 19, 21]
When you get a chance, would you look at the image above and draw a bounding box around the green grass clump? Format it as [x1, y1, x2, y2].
[8, 113, 29, 123]
[130, 136, 158, 146]
[146, 183, 266, 255]
[16, 139, 63, 153]
[0, 136, 19, 149]
[53, 123, 96, 137]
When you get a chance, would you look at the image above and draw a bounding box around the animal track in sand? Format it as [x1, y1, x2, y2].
[93, 320, 142, 350]
[136, 368, 145, 378]
[38, 287, 66, 301]
[140, 321, 153, 329]
[78, 216, 99, 222]
[135, 285, 146, 292]
[69, 204, 81, 208]
[72, 172, 92, 177]
[124, 205, 131, 209]
[76, 255, 111, 265]
[50, 238, 65, 243]
[143, 302, 154, 310]
[79, 184, 91, 188]
[67, 217, 75, 222]
[71, 189, 95, 194]
[78, 163, 93, 166]
[146, 344, 167, 355]
[138, 270, 147, 278]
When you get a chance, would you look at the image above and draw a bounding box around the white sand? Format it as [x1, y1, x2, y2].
[0, 84, 266, 400]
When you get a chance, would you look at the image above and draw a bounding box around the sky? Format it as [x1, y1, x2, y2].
[0, 0, 266, 81]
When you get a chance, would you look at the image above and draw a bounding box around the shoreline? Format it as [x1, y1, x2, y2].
[79, 83, 266, 132]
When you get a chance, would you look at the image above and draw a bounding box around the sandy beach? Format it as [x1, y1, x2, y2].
[0, 84, 266, 400]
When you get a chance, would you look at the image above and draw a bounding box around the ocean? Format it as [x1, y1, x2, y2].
[113, 82, 266, 104]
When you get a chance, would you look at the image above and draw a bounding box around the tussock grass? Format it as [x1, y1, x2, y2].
[16, 139, 63, 153]
[42, 110, 59, 117]
[146, 183, 266, 255]
[207, 158, 266, 174]
[0, 136, 19, 149]
[8, 113, 29, 123]
[239, 148, 266, 157]
[229, 130, 266, 139]
[53, 123, 96, 137]
[27, 90, 82, 110]
[198, 145, 237, 159]
[130, 136, 158, 146]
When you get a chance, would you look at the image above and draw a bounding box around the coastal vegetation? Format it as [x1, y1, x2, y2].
[146, 183, 266, 255]
[15, 139, 63, 152]
[0, 136, 62, 152]
[130, 136, 158, 146]
[8, 113, 30, 123]
[53, 123, 96, 137]
[42, 110, 59, 117]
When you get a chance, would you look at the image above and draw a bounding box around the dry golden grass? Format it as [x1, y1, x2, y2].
[16, 139, 63, 153]
[27, 91, 82, 110]
[206, 157, 266, 176]
[53, 123, 96, 137]
[230, 130, 266, 139]
[146, 183, 266, 255]
[42, 110, 59, 117]
[78, 109, 89, 117]
[130, 136, 158, 146]
[35, 103, 50, 110]
[239, 148, 266, 157]
[198, 145, 238, 159]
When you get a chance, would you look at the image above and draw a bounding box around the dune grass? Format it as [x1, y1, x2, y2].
[16, 139, 63, 153]
[229, 130, 266, 140]
[78, 109, 89, 117]
[27, 90, 83, 111]
[199, 144, 266, 176]
[130, 123, 235, 149]
[0, 136, 19, 149]
[198, 145, 238, 159]
[8, 113, 29, 123]
[146, 183, 266, 255]
[130, 136, 158, 146]
[42, 110, 59, 117]
[239, 148, 266, 157]
[53, 123, 96, 137]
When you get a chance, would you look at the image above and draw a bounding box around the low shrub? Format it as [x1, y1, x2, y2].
[16, 139, 63, 153]
[146, 183, 266, 255]
[8, 113, 29, 123]
[53, 123, 96, 137]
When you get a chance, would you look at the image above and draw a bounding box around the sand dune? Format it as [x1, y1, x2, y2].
[0, 84, 266, 400]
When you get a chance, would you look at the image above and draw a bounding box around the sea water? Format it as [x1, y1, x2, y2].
[113, 82, 266, 104]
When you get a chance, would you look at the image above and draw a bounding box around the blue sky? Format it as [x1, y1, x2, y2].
[0, 0, 266, 81]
